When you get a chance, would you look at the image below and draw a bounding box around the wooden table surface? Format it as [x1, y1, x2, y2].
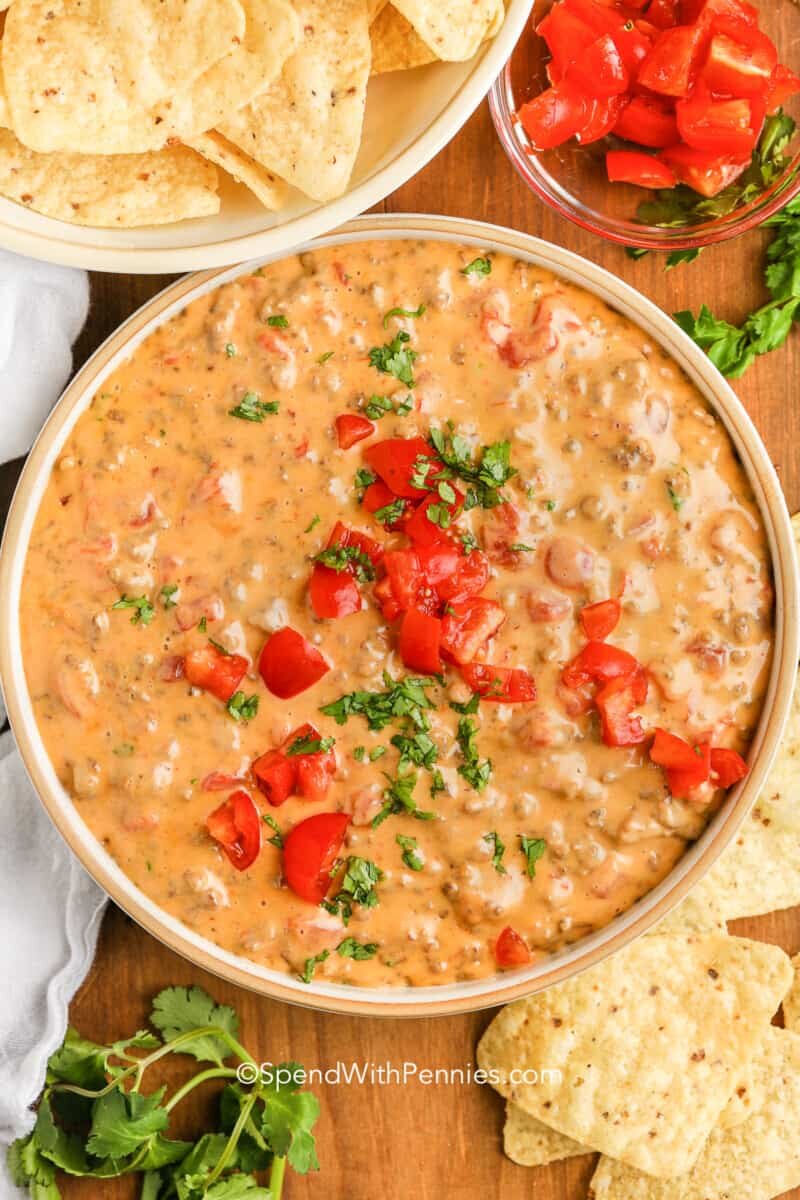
[6, 95, 800, 1200]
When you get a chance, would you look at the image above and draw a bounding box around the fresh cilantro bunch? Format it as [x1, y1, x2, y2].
[675, 193, 800, 377]
[8, 986, 320, 1199]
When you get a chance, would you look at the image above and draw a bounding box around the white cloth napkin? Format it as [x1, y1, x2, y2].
[0, 250, 103, 1197]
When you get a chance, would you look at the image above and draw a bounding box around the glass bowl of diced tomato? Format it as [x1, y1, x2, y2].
[489, 0, 800, 249]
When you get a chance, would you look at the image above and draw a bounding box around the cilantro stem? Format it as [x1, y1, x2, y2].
[204, 1089, 258, 1188]
[269, 1154, 287, 1199]
[164, 1066, 239, 1113]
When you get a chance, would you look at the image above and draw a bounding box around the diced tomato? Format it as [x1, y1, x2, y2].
[374, 575, 404, 622]
[768, 64, 800, 112]
[335, 413, 375, 450]
[646, 0, 680, 29]
[562, 640, 643, 689]
[563, 0, 629, 35]
[667, 743, 711, 797]
[461, 663, 537, 703]
[494, 925, 532, 968]
[575, 94, 628, 144]
[383, 547, 423, 611]
[538, 2, 597, 74]
[596, 671, 647, 746]
[567, 33, 630, 97]
[252, 749, 296, 807]
[659, 143, 750, 195]
[710, 746, 749, 787]
[259, 627, 330, 699]
[328, 521, 383, 568]
[676, 86, 762, 155]
[682, 0, 758, 30]
[650, 727, 700, 769]
[441, 598, 506, 665]
[637, 24, 705, 96]
[579, 598, 621, 641]
[518, 83, 593, 150]
[309, 565, 361, 619]
[282, 812, 350, 904]
[362, 480, 406, 527]
[364, 436, 441, 499]
[206, 789, 261, 871]
[607, 149, 677, 187]
[702, 29, 777, 98]
[610, 22, 654, 75]
[284, 724, 337, 802]
[184, 644, 248, 703]
[650, 727, 711, 796]
[403, 487, 464, 546]
[399, 608, 442, 674]
[613, 95, 680, 146]
[437, 549, 492, 605]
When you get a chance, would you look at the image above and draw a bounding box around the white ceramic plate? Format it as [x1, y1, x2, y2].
[1, 214, 797, 1016]
[0, 3, 533, 273]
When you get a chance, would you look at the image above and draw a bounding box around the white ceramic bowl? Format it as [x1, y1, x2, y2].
[1, 214, 797, 1016]
[0, 4, 533, 274]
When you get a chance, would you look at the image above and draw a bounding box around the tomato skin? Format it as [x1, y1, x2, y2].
[595, 671, 647, 746]
[364, 437, 440, 499]
[702, 29, 777, 98]
[399, 607, 443, 674]
[538, 2, 597, 73]
[335, 413, 375, 450]
[575, 94, 628, 143]
[637, 24, 705, 96]
[309, 564, 361, 619]
[646, 0, 680, 29]
[374, 575, 404, 622]
[613, 95, 680, 145]
[676, 87, 761, 155]
[682, 0, 758, 29]
[667, 744, 711, 797]
[769, 64, 800, 111]
[440, 598, 506, 665]
[461, 663, 538, 703]
[710, 746, 749, 786]
[259, 627, 330, 699]
[252, 749, 296, 806]
[659, 143, 750, 195]
[606, 148, 677, 186]
[567, 33, 630, 97]
[184, 644, 249, 703]
[403, 488, 464, 546]
[650, 727, 701, 769]
[383, 547, 423, 611]
[579, 598, 621, 640]
[437, 549, 492, 605]
[562, 640, 643, 689]
[519, 83, 593, 149]
[650, 728, 711, 795]
[494, 925, 532, 968]
[206, 789, 262, 871]
[283, 812, 350, 904]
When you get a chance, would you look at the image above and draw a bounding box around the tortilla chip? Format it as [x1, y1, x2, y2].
[2, 0, 245, 153]
[589, 1029, 800, 1200]
[187, 131, 290, 210]
[220, 0, 370, 203]
[367, 0, 388, 20]
[477, 933, 792, 1179]
[782, 954, 800, 1031]
[370, 5, 438, 74]
[504, 1102, 590, 1167]
[391, 0, 501, 60]
[0, 57, 8, 128]
[0, 129, 219, 226]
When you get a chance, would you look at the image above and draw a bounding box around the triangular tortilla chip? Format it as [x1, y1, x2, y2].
[370, 5, 437, 74]
[390, 0, 501, 60]
[187, 131, 290, 210]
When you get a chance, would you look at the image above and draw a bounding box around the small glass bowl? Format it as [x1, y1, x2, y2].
[488, 0, 800, 250]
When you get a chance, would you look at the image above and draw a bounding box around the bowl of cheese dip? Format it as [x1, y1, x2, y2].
[1, 214, 796, 1015]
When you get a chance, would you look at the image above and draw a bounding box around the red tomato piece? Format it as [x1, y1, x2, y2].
[441, 598, 506, 665]
[613, 94, 680, 146]
[184, 644, 248, 703]
[769, 64, 800, 111]
[666, 743, 711, 797]
[518, 83, 593, 150]
[282, 724, 337, 802]
[403, 487, 464, 546]
[399, 607, 443, 674]
[461, 663, 537, 703]
[646, 0, 680, 29]
[659, 143, 750, 194]
[575, 94, 628, 144]
[327, 521, 383, 568]
[437, 549, 492, 605]
[374, 575, 404, 622]
[682, 0, 758, 29]
[259, 627, 330, 699]
[637, 24, 706, 96]
[383, 547, 423, 612]
[606, 149, 677, 187]
[562, 640, 643, 689]
[494, 925, 532, 968]
[579, 598, 622, 640]
[538, 2, 597, 74]
[595, 671, 647, 746]
[649, 727, 697, 767]
[308, 565, 362, 619]
[252, 749, 296, 807]
[702, 30, 777, 98]
[364, 436, 441, 499]
[362, 480, 407, 528]
[206, 789, 262, 871]
[563, 0, 628, 35]
[612, 23, 654, 75]
[283, 812, 350, 904]
[334, 413, 375, 450]
[676, 87, 761, 155]
[710, 746, 749, 787]
[567, 33, 630, 97]
[651, 730, 712, 796]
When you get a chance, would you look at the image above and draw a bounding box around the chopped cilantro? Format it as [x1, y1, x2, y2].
[208, 637, 231, 656]
[262, 812, 284, 849]
[396, 833, 424, 872]
[460, 530, 479, 553]
[198, 616, 207, 633]
[226, 692, 259, 722]
[425, 502, 451, 529]
[484, 831, 507, 875]
[314, 543, 375, 584]
[456, 717, 491, 792]
[224, 342, 237, 357]
[510, 543, 534, 552]
[337, 937, 378, 960]
[373, 497, 407, 526]
[368, 330, 418, 387]
[390, 730, 438, 771]
[354, 466, 377, 498]
[383, 303, 426, 328]
[113, 743, 135, 758]
[667, 485, 684, 512]
[317, 350, 334, 364]
[461, 256, 492, 276]
[544, 499, 556, 512]
[369, 746, 387, 761]
[519, 835, 547, 878]
[229, 391, 279, 422]
[304, 514, 321, 533]
[450, 692, 480, 716]
[286, 734, 335, 757]
[372, 769, 436, 828]
[428, 426, 517, 509]
[267, 314, 289, 328]
[320, 672, 438, 733]
[365, 393, 414, 419]
[323, 857, 383, 924]
[430, 769, 446, 798]
[301, 950, 330, 983]
[353, 746, 366, 762]
[159, 584, 178, 609]
[111, 594, 154, 626]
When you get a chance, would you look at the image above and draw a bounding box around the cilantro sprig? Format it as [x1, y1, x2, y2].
[8, 986, 319, 1199]
[428, 426, 517, 509]
[314, 543, 375, 583]
[322, 856, 383, 924]
[228, 391, 279, 422]
[320, 673, 439, 733]
[519, 835, 547, 878]
[368, 331, 418, 387]
[111, 594, 154, 626]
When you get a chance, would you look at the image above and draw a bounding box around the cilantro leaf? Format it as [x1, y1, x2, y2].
[450, 692, 480, 715]
[390, 730, 438, 771]
[483, 831, 507, 875]
[262, 812, 284, 849]
[258, 1066, 320, 1173]
[228, 392, 279, 422]
[383, 303, 426, 327]
[461, 256, 491, 276]
[86, 1087, 169, 1159]
[456, 717, 491, 792]
[7, 1133, 60, 1199]
[149, 986, 239, 1067]
[519, 835, 547, 879]
[337, 937, 378, 959]
[320, 673, 438, 733]
[314, 542, 375, 583]
[226, 692, 259, 723]
[285, 734, 335, 757]
[368, 330, 418, 387]
[428, 426, 517, 509]
[396, 833, 424, 871]
[323, 857, 383, 923]
[300, 950, 329, 984]
[373, 497, 407, 526]
[111, 594, 154, 626]
[372, 768, 436, 827]
[266, 314, 288, 328]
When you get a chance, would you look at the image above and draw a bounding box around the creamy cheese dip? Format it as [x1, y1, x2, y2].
[21, 241, 773, 987]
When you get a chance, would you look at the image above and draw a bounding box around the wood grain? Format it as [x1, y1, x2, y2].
[7, 97, 800, 1200]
